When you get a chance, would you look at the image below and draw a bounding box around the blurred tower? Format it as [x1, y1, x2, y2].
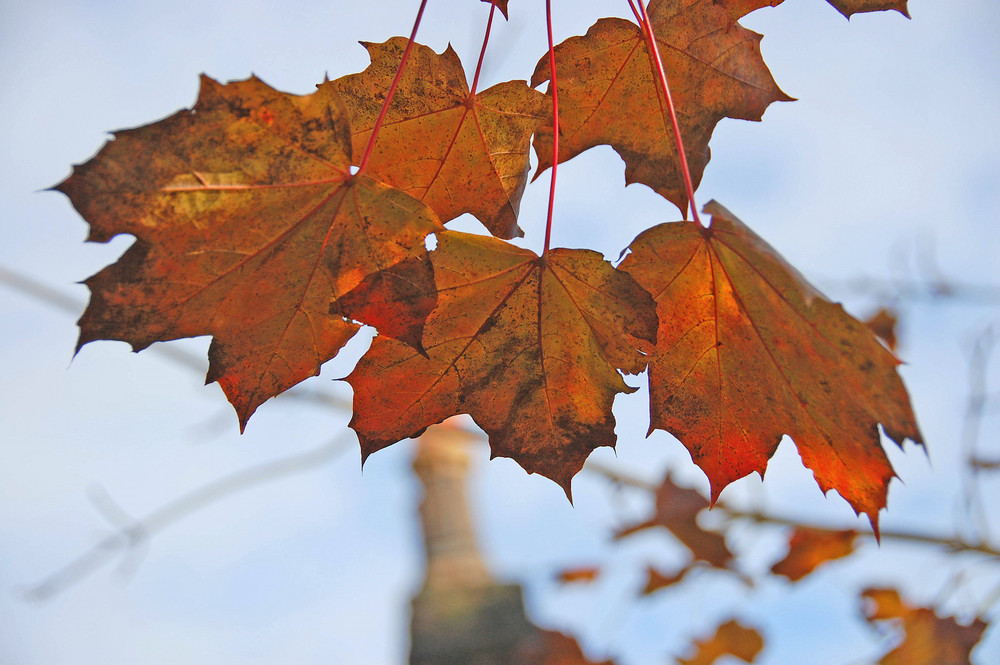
[407, 420, 613, 665]
[408, 420, 538, 665]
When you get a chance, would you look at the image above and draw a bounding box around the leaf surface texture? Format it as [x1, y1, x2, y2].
[58, 76, 442, 427]
[348, 231, 657, 491]
[619, 201, 922, 527]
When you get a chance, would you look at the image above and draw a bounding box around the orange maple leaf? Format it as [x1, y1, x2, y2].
[827, 0, 909, 18]
[480, 0, 509, 20]
[347, 231, 657, 492]
[770, 527, 858, 581]
[334, 38, 550, 239]
[524, 631, 615, 665]
[57, 76, 442, 427]
[641, 564, 690, 594]
[861, 588, 988, 665]
[616, 473, 733, 568]
[727, 0, 908, 20]
[531, 0, 790, 214]
[678, 618, 764, 665]
[619, 201, 922, 529]
[864, 306, 900, 351]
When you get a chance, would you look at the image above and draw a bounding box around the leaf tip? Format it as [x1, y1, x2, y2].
[561, 480, 575, 505]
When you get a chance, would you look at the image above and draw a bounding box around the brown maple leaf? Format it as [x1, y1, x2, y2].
[723, 0, 783, 22]
[334, 38, 550, 239]
[522, 630, 615, 665]
[641, 564, 690, 594]
[861, 588, 988, 665]
[727, 0, 908, 20]
[678, 618, 764, 665]
[864, 306, 900, 351]
[57, 75, 442, 428]
[770, 527, 858, 581]
[827, 0, 909, 19]
[480, 0, 509, 20]
[556, 566, 601, 584]
[531, 0, 790, 215]
[347, 231, 657, 493]
[616, 473, 733, 568]
[618, 201, 922, 530]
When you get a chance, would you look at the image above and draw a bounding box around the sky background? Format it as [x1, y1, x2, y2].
[2, 0, 999, 663]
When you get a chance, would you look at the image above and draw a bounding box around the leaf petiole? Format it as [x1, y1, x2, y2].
[355, 0, 429, 176]
[469, 1, 496, 96]
[625, 0, 702, 225]
[543, 0, 560, 255]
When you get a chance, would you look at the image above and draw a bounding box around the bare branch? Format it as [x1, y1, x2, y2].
[582, 461, 1000, 560]
[22, 435, 352, 601]
[1, 263, 351, 410]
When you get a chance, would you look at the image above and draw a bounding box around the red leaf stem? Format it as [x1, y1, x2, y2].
[625, 0, 702, 225]
[355, 0, 430, 176]
[543, 0, 560, 255]
[470, 1, 497, 95]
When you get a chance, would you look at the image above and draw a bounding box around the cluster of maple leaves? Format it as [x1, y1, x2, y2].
[554, 472, 989, 665]
[58, 0, 922, 530]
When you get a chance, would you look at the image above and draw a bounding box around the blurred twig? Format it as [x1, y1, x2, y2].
[583, 461, 1000, 559]
[958, 327, 997, 544]
[832, 276, 1000, 306]
[21, 435, 352, 601]
[0, 264, 351, 410]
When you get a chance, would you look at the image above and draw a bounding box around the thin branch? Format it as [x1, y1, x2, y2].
[22, 435, 352, 601]
[583, 460, 1000, 559]
[846, 278, 1000, 305]
[1, 263, 352, 411]
[958, 327, 997, 543]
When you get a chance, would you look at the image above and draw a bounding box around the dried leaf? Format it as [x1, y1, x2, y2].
[616, 474, 733, 568]
[556, 567, 601, 584]
[827, 0, 909, 19]
[678, 618, 764, 665]
[619, 201, 922, 530]
[525, 630, 615, 665]
[57, 76, 442, 427]
[481, 0, 509, 19]
[347, 231, 658, 493]
[728, 0, 908, 20]
[770, 527, 858, 581]
[335, 38, 549, 238]
[642, 564, 690, 594]
[861, 588, 988, 665]
[864, 307, 899, 351]
[531, 0, 790, 214]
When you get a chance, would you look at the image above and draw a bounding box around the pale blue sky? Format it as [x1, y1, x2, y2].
[2, 1, 999, 663]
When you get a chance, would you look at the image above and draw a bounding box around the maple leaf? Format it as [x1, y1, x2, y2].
[616, 473, 733, 568]
[618, 201, 923, 529]
[678, 619, 764, 665]
[531, 0, 790, 214]
[861, 588, 988, 665]
[864, 306, 899, 351]
[57, 75, 443, 427]
[727, 0, 908, 20]
[556, 566, 601, 584]
[826, 0, 909, 19]
[480, 0, 509, 20]
[770, 527, 858, 581]
[641, 564, 690, 594]
[347, 230, 658, 492]
[525, 631, 615, 665]
[333, 38, 550, 239]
